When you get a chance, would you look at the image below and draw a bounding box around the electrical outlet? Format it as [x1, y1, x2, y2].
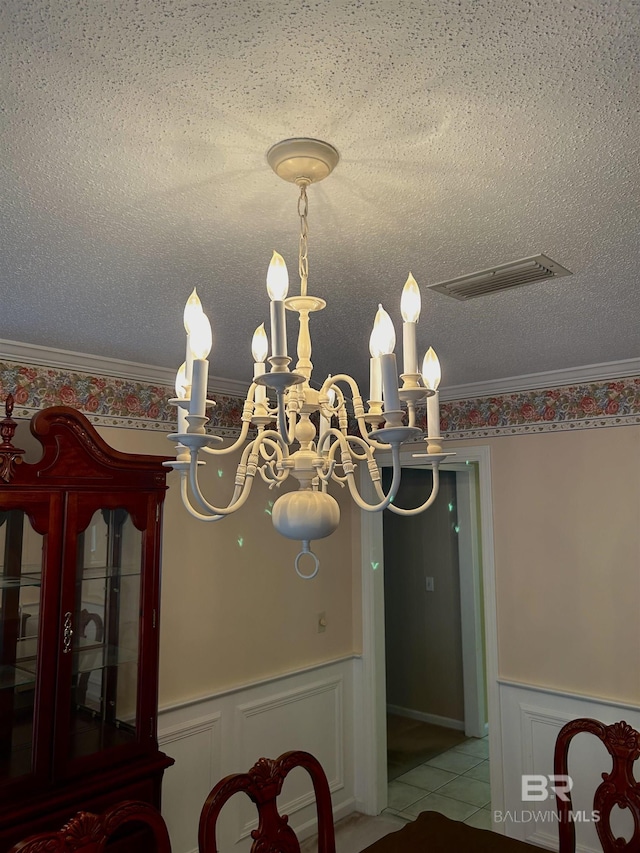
[317, 611, 327, 633]
[425, 577, 434, 592]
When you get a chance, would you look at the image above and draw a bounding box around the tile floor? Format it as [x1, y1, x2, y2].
[304, 724, 494, 852]
[382, 734, 492, 831]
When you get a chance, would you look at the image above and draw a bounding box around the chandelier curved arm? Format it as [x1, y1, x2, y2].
[317, 380, 343, 423]
[185, 428, 288, 517]
[255, 436, 289, 487]
[386, 463, 441, 515]
[368, 459, 442, 515]
[276, 388, 298, 445]
[317, 429, 402, 512]
[179, 474, 225, 521]
[258, 426, 281, 462]
[314, 456, 338, 485]
[200, 386, 257, 456]
[321, 431, 371, 464]
[187, 450, 255, 517]
[318, 374, 392, 450]
[313, 431, 373, 488]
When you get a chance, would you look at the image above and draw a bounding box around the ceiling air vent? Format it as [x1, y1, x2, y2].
[428, 254, 572, 301]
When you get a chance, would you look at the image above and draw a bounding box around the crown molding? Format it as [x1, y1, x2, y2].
[0, 338, 250, 398]
[441, 357, 640, 401]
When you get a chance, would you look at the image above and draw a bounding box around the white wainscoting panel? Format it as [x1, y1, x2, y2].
[158, 657, 357, 853]
[498, 680, 640, 852]
[160, 714, 222, 853]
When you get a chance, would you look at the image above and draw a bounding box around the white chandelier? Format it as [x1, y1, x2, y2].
[166, 139, 453, 578]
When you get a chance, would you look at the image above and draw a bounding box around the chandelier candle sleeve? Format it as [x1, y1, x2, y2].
[252, 323, 269, 405]
[188, 312, 212, 419]
[319, 378, 336, 442]
[175, 363, 189, 433]
[380, 353, 401, 413]
[368, 325, 383, 402]
[267, 251, 289, 360]
[400, 273, 421, 375]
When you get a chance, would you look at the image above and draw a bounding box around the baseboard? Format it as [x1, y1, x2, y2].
[386, 703, 465, 731]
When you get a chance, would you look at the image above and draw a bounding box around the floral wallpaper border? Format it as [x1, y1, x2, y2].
[415, 375, 640, 441]
[1, 360, 639, 440]
[0, 360, 243, 437]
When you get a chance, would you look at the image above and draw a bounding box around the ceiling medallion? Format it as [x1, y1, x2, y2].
[165, 138, 453, 578]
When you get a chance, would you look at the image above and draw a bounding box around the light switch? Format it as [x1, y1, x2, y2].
[426, 577, 435, 592]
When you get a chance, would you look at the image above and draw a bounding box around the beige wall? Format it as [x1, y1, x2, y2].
[100, 428, 356, 707]
[105, 422, 640, 708]
[23, 414, 639, 710]
[463, 424, 640, 703]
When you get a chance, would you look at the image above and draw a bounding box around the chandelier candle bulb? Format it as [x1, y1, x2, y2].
[267, 251, 289, 361]
[183, 288, 204, 384]
[400, 273, 421, 375]
[422, 347, 442, 452]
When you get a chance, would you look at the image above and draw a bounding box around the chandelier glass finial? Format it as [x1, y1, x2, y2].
[165, 139, 453, 577]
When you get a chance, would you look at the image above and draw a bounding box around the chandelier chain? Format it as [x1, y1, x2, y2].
[298, 184, 309, 297]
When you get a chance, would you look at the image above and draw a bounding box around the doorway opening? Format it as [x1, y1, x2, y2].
[382, 464, 490, 823]
[358, 445, 502, 821]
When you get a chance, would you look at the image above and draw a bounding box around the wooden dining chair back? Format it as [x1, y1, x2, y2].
[554, 717, 640, 852]
[8, 800, 172, 853]
[198, 750, 336, 853]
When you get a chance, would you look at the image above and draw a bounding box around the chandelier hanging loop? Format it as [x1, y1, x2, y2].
[165, 138, 454, 576]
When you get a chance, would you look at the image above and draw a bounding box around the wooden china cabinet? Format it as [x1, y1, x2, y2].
[0, 401, 173, 851]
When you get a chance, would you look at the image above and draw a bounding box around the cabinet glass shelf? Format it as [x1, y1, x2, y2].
[78, 566, 141, 581]
[74, 643, 137, 674]
[0, 574, 42, 590]
[0, 665, 37, 691]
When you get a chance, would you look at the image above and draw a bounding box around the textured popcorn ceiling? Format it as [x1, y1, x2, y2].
[1, 0, 639, 391]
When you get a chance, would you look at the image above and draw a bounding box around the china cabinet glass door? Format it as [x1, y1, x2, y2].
[0, 509, 44, 780]
[67, 506, 143, 763]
